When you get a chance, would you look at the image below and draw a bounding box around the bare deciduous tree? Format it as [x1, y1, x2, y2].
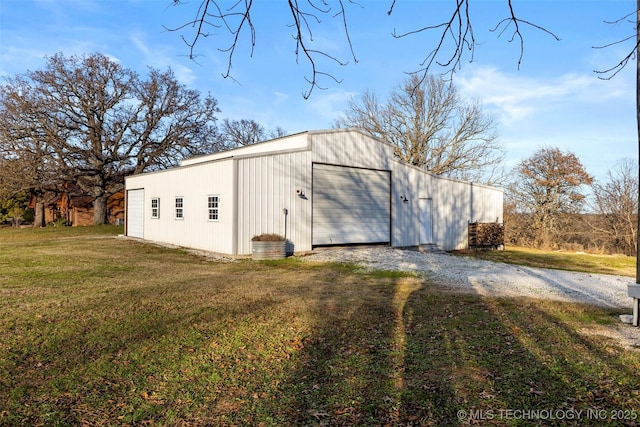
[0, 53, 221, 225]
[167, 0, 558, 98]
[334, 74, 504, 184]
[220, 118, 287, 148]
[593, 3, 640, 279]
[590, 158, 638, 256]
[508, 147, 593, 248]
[0, 77, 63, 227]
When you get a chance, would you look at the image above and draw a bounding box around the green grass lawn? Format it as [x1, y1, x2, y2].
[455, 246, 637, 277]
[1, 227, 639, 426]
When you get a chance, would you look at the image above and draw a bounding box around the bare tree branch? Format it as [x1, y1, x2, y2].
[215, 0, 256, 81]
[0, 53, 221, 224]
[593, 11, 639, 80]
[167, 1, 559, 97]
[220, 118, 287, 147]
[334, 74, 505, 184]
[167, 0, 359, 99]
[594, 49, 637, 80]
[589, 158, 638, 256]
[391, 0, 559, 88]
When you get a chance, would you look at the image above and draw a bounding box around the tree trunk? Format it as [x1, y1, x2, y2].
[33, 200, 45, 228]
[93, 195, 108, 225]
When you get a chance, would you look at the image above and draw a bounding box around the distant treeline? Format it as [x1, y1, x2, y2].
[505, 212, 637, 257]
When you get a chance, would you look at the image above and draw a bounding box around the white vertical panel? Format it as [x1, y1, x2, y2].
[125, 159, 236, 254]
[235, 151, 312, 255]
[309, 130, 394, 170]
[390, 163, 420, 247]
[419, 198, 433, 244]
[312, 164, 391, 245]
[126, 189, 144, 238]
[180, 132, 309, 166]
[471, 183, 504, 223]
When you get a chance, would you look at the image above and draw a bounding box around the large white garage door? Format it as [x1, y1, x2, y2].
[312, 164, 391, 246]
[126, 189, 144, 239]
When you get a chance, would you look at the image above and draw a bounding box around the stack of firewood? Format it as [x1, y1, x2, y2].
[469, 222, 504, 249]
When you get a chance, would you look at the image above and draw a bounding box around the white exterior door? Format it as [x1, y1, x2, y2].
[419, 198, 433, 244]
[312, 164, 391, 246]
[126, 189, 144, 238]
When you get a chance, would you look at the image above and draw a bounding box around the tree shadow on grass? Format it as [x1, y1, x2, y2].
[270, 271, 640, 426]
[399, 290, 640, 426]
[5, 257, 640, 426]
[265, 273, 528, 425]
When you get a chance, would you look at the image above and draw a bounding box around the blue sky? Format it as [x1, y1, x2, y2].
[0, 0, 637, 183]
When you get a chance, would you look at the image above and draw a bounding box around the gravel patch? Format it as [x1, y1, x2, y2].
[303, 247, 634, 310]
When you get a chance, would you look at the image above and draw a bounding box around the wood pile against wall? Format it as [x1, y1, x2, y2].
[469, 222, 504, 250]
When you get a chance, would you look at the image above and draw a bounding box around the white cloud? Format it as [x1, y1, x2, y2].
[457, 66, 631, 128]
[126, 31, 197, 85]
[273, 91, 289, 106]
[131, 34, 150, 56]
[306, 89, 358, 126]
[170, 63, 197, 86]
[457, 65, 636, 181]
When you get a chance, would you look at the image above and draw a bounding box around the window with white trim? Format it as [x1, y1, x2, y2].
[151, 198, 160, 219]
[207, 195, 219, 221]
[175, 196, 184, 219]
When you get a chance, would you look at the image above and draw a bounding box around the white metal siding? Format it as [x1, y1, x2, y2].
[426, 177, 504, 251]
[124, 160, 236, 254]
[312, 164, 390, 245]
[126, 189, 144, 238]
[124, 129, 504, 255]
[180, 132, 310, 166]
[419, 198, 433, 244]
[388, 161, 504, 251]
[310, 130, 395, 170]
[470, 183, 504, 223]
[235, 151, 311, 255]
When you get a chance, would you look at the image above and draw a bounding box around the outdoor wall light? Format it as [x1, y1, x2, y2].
[296, 189, 306, 197]
[400, 195, 409, 203]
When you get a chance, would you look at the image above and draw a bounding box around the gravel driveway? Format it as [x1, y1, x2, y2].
[304, 247, 634, 309]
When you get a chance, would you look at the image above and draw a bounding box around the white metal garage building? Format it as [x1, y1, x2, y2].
[124, 128, 503, 255]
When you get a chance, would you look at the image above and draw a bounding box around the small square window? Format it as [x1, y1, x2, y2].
[208, 195, 219, 221]
[175, 196, 184, 220]
[151, 198, 160, 219]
